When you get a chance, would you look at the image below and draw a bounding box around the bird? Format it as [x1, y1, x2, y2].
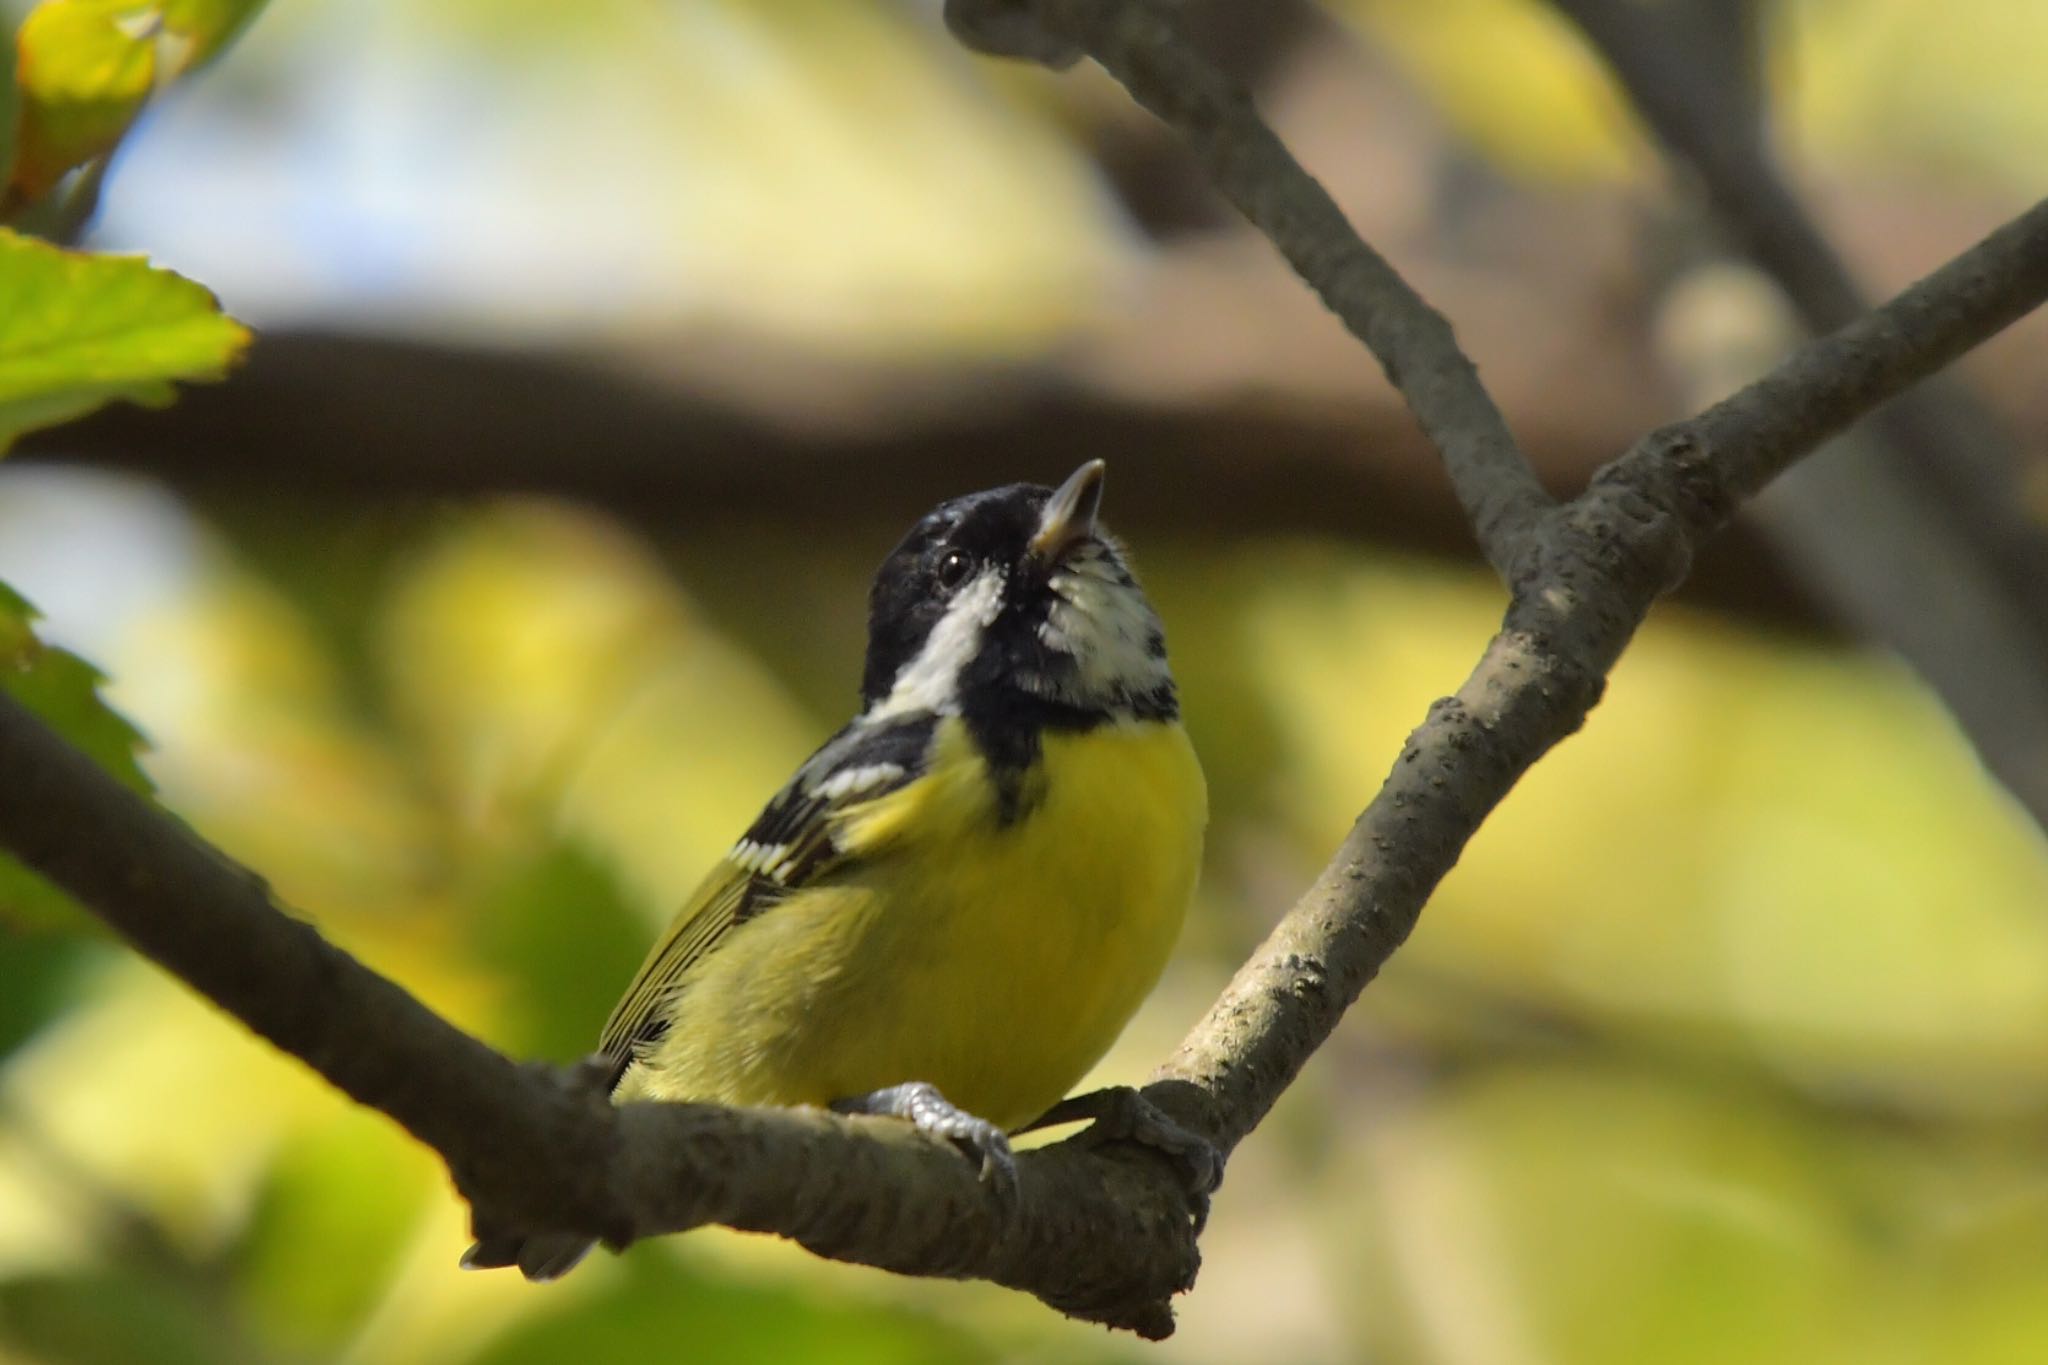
[462, 459, 1209, 1280]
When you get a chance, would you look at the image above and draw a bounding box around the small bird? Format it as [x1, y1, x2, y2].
[463, 460, 1209, 1279]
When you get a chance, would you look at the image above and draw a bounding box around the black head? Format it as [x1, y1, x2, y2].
[859, 461, 1174, 722]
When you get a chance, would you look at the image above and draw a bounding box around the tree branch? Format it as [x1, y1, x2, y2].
[1548, 0, 2048, 829]
[0, 685, 1200, 1337]
[947, 0, 1554, 577]
[9, 0, 2048, 1337]
[5, 190, 2044, 1334]
[1155, 192, 2048, 1145]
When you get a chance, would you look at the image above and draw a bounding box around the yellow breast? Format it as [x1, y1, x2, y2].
[626, 716, 1206, 1130]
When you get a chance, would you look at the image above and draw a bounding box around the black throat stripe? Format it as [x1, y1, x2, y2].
[961, 691, 1123, 827]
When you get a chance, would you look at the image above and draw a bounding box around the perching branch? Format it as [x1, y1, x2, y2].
[0, 685, 1203, 1335]
[949, 0, 1554, 578]
[3, 0, 2048, 1339]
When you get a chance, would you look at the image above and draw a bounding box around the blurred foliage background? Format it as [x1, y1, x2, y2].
[3, 1, 2048, 1362]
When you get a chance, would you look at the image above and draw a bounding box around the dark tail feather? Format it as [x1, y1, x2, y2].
[460, 1233, 596, 1281]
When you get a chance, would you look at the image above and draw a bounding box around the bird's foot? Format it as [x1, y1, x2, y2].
[833, 1082, 1017, 1204]
[1024, 1086, 1223, 1231]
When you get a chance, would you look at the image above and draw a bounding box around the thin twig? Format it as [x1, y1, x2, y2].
[948, 0, 1554, 577]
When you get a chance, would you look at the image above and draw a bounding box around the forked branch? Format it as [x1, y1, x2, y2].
[2, 0, 2045, 1340]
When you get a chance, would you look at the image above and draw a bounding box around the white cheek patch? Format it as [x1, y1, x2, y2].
[1038, 549, 1170, 704]
[868, 566, 1005, 719]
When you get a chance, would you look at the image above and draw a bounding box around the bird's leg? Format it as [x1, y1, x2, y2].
[832, 1082, 1017, 1200]
[1021, 1086, 1224, 1231]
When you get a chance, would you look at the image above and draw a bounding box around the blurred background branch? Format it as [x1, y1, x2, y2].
[2, 0, 2045, 1333]
[7, 1, 2048, 1361]
[1550, 0, 2048, 827]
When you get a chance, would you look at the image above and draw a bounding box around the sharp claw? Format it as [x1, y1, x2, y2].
[833, 1082, 1019, 1212]
[964, 1122, 1018, 1208]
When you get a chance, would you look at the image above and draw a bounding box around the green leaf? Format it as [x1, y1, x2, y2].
[0, 929, 93, 1059]
[9, 0, 160, 201]
[0, 581, 149, 791]
[230, 1111, 431, 1354]
[0, 227, 250, 450]
[471, 840, 652, 1064]
[0, 580, 151, 930]
[0, 1267, 251, 1365]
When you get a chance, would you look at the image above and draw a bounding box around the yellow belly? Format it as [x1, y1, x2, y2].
[619, 717, 1206, 1130]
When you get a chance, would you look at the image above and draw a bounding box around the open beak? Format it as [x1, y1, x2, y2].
[1028, 459, 1106, 562]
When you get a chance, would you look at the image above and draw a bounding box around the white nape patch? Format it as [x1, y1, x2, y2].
[732, 838, 792, 881]
[1037, 545, 1169, 705]
[812, 762, 906, 800]
[867, 566, 1005, 720]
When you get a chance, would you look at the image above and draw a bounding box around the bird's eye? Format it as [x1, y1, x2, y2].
[934, 549, 972, 589]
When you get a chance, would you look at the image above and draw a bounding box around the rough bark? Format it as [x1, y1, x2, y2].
[3, 0, 2047, 1339]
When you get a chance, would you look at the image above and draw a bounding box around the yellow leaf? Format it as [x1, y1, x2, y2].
[9, 0, 270, 202]
[10, 0, 160, 200]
